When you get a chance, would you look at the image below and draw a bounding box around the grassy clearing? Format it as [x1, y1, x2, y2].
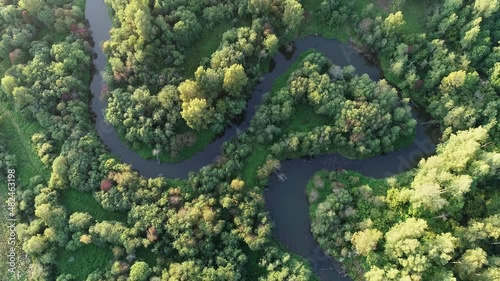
[400, 0, 431, 34]
[0, 102, 48, 280]
[57, 244, 113, 280]
[299, 0, 382, 42]
[272, 50, 318, 93]
[135, 246, 157, 267]
[243, 247, 267, 280]
[0, 103, 49, 187]
[299, 0, 429, 41]
[0, 103, 121, 279]
[58, 187, 126, 278]
[241, 145, 267, 188]
[183, 18, 251, 78]
[299, 0, 350, 42]
[132, 121, 217, 163]
[284, 104, 331, 135]
[171, 132, 216, 161]
[61, 189, 127, 222]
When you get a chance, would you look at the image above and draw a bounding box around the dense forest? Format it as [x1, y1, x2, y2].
[102, 0, 299, 161]
[0, 0, 498, 281]
[308, 0, 500, 280]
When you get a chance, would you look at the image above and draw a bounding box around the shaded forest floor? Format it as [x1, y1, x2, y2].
[299, 0, 430, 41]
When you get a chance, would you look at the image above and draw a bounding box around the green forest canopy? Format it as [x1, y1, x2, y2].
[0, 0, 498, 280]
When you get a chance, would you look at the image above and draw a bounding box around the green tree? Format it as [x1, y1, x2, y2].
[248, 0, 272, 15]
[409, 127, 499, 214]
[68, 212, 93, 232]
[1, 75, 16, 94]
[194, 66, 223, 97]
[162, 261, 202, 281]
[178, 80, 202, 102]
[283, 0, 304, 31]
[90, 221, 128, 245]
[263, 34, 279, 55]
[48, 155, 69, 190]
[382, 11, 405, 35]
[181, 98, 212, 129]
[427, 233, 457, 265]
[461, 19, 481, 49]
[385, 218, 428, 259]
[351, 228, 383, 256]
[129, 261, 152, 281]
[457, 248, 488, 279]
[23, 235, 48, 256]
[223, 64, 248, 95]
[491, 62, 500, 90]
[259, 247, 314, 281]
[473, 0, 499, 18]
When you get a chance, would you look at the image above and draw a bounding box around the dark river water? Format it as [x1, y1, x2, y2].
[85, 1, 439, 280]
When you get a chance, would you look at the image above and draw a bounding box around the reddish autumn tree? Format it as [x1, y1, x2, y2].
[100, 179, 114, 192]
[414, 79, 424, 90]
[9, 49, 22, 64]
[146, 226, 158, 242]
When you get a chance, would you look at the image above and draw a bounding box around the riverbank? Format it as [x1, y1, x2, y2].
[83, 2, 438, 280]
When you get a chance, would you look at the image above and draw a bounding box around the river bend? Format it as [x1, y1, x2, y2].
[85, 1, 439, 280]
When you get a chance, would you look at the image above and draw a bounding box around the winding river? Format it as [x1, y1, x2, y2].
[85, 1, 439, 280]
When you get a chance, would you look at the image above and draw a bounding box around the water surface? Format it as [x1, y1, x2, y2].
[85, 2, 438, 280]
